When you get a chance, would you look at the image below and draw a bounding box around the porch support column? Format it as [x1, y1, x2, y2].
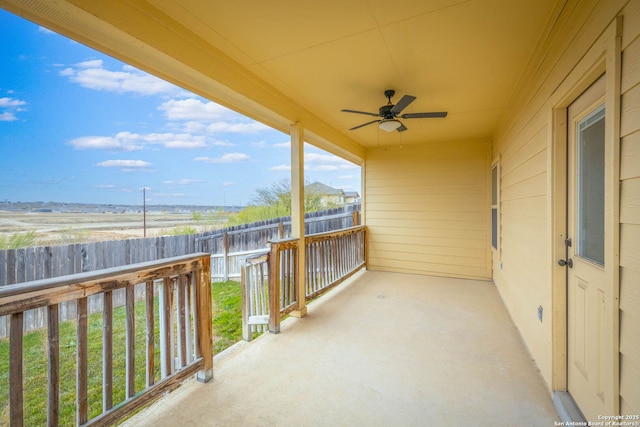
[290, 122, 307, 317]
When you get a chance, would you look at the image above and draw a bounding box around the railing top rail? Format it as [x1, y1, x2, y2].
[267, 237, 299, 245]
[0, 252, 209, 299]
[244, 251, 270, 265]
[305, 225, 366, 241]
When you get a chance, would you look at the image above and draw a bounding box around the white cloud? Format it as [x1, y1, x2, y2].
[0, 98, 27, 108]
[68, 131, 208, 151]
[222, 181, 235, 187]
[162, 179, 204, 185]
[269, 164, 291, 171]
[38, 26, 55, 35]
[69, 135, 134, 151]
[194, 152, 250, 164]
[273, 141, 290, 148]
[154, 192, 187, 198]
[160, 98, 269, 134]
[305, 152, 357, 172]
[77, 59, 104, 68]
[96, 159, 152, 171]
[0, 97, 27, 121]
[0, 112, 17, 121]
[206, 121, 268, 133]
[93, 184, 133, 192]
[60, 60, 179, 96]
[159, 98, 230, 121]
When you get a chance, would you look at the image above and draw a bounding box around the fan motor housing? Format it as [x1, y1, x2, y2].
[379, 104, 394, 118]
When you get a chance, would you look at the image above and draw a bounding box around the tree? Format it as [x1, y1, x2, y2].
[228, 179, 327, 225]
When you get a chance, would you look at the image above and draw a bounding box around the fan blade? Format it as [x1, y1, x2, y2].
[401, 111, 448, 119]
[349, 119, 380, 130]
[397, 123, 408, 132]
[341, 109, 380, 117]
[390, 95, 416, 114]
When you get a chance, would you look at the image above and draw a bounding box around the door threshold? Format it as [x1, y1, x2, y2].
[553, 391, 586, 423]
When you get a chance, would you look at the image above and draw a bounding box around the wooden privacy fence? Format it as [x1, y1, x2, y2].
[0, 205, 360, 337]
[0, 204, 360, 287]
[241, 226, 366, 340]
[199, 206, 360, 281]
[0, 253, 213, 427]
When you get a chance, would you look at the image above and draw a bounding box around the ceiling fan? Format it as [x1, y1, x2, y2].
[341, 89, 447, 132]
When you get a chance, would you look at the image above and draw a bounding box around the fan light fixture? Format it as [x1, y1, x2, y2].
[379, 119, 401, 132]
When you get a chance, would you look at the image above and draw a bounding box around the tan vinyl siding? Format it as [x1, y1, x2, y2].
[493, 120, 550, 386]
[365, 139, 490, 280]
[619, 0, 640, 413]
[492, 0, 639, 401]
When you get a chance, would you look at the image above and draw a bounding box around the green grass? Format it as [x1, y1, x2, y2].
[211, 280, 245, 353]
[0, 280, 244, 425]
[0, 231, 37, 249]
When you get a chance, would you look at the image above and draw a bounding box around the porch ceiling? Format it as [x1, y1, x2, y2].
[1, 0, 560, 155]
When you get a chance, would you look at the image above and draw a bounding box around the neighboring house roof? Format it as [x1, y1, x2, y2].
[344, 191, 360, 199]
[305, 182, 344, 196]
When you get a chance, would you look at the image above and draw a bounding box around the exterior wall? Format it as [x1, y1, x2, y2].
[492, 0, 640, 414]
[364, 138, 491, 280]
[619, 0, 640, 414]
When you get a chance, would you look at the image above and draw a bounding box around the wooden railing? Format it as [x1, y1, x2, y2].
[241, 226, 365, 339]
[305, 226, 366, 299]
[0, 253, 213, 427]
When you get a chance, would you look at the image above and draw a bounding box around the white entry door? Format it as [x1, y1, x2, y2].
[566, 75, 611, 421]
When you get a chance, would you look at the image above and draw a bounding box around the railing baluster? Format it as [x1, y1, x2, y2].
[178, 274, 187, 368]
[145, 281, 155, 387]
[125, 284, 135, 398]
[47, 304, 59, 427]
[103, 290, 113, 411]
[10, 312, 23, 426]
[77, 297, 88, 425]
[160, 277, 172, 378]
[185, 275, 193, 364]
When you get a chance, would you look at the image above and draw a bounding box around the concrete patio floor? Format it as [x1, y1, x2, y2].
[123, 270, 560, 427]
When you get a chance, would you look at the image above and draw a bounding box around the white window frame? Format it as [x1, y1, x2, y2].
[491, 160, 500, 252]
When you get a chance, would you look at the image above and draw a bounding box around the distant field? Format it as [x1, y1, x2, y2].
[0, 211, 229, 246]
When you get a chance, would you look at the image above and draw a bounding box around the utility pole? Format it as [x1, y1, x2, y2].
[142, 187, 147, 238]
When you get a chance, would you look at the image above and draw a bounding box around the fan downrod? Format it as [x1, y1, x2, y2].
[384, 89, 395, 102]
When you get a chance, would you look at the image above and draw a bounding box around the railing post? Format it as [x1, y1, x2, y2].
[268, 242, 281, 333]
[197, 255, 213, 382]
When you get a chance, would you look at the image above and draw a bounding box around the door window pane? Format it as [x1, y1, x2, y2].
[576, 104, 605, 265]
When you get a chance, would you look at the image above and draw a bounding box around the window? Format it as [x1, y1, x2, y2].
[491, 161, 500, 250]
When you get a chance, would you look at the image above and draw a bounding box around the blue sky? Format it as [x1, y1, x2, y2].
[0, 10, 360, 207]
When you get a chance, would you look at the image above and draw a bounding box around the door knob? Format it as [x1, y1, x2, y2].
[557, 258, 573, 268]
